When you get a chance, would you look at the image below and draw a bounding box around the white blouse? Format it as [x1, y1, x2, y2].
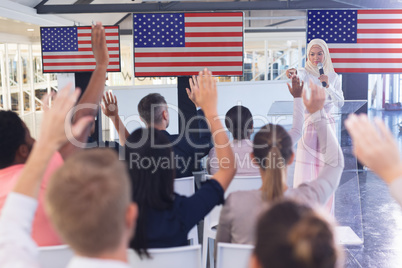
[298, 68, 344, 109]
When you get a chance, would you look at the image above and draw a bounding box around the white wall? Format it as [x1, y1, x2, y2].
[108, 79, 294, 137]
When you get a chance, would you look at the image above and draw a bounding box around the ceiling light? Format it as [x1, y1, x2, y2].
[27, 28, 34, 32]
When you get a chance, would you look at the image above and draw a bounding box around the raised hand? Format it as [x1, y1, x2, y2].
[345, 114, 402, 184]
[303, 79, 325, 114]
[91, 22, 109, 69]
[101, 91, 119, 118]
[39, 84, 94, 150]
[192, 68, 218, 117]
[287, 75, 304, 98]
[186, 75, 200, 108]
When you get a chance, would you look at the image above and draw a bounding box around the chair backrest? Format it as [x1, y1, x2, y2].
[204, 175, 262, 230]
[38, 245, 74, 268]
[223, 175, 262, 198]
[128, 245, 202, 268]
[174, 176, 195, 197]
[216, 242, 254, 268]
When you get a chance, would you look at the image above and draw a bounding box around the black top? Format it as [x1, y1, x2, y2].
[146, 179, 224, 248]
[161, 109, 212, 178]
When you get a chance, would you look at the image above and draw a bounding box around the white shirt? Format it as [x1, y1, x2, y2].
[390, 177, 402, 207]
[298, 68, 344, 109]
[0, 193, 130, 268]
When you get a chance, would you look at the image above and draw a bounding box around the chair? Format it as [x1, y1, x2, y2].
[216, 242, 254, 268]
[174, 176, 199, 245]
[128, 245, 201, 268]
[202, 175, 262, 268]
[38, 245, 74, 268]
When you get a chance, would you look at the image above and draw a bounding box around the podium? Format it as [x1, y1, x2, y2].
[267, 100, 367, 246]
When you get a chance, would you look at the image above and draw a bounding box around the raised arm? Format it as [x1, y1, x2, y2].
[192, 69, 236, 191]
[295, 80, 344, 204]
[59, 22, 109, 158]
[287, 75, 304, 146]
[101, 91, 129, 145]
[345, 114, 402, 206]
[0, 87, 93, 267]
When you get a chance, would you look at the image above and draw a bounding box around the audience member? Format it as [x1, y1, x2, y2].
[207, 75, 304, 176]
[101, 91, 129, 146]
[136, 90, 212, 178]
[216, 80, 344, 245]
[0, 22, 109, 246]
[0, 71, 138, 267]
[250, 200, 342, 268]
[345, 114, 402, 207]
[125, 69, 236, 257]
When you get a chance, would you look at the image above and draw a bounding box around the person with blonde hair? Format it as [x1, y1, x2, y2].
[250, 200, 343, 268]
[216, 81, 344, 245]
[287, 38, 344, 214]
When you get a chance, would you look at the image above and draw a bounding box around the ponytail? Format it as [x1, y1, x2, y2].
[261, 146, 285, 202]
[253, 124, 293, 202]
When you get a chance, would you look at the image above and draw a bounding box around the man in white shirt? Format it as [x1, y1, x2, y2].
[0, 23, 138, 268]
[345, 114, 402, 207]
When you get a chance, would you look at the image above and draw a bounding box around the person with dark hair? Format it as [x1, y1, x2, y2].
[0, 22, 109, 246]
[137, 91, 212, 178]
[250, 200, 342, 268]
[125, 69, 236, 257]
[0, 85, 138, 267]
[207, 77, 304, 176]
[216, 81, 344, 245]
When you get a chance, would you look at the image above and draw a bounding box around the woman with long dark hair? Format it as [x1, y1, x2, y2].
[125, 69, 236, 257]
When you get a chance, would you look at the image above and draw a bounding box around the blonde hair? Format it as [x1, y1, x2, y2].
[253, 124, 293, 202]
[45, 149, 131, 256]
[254, 200, 342, 268]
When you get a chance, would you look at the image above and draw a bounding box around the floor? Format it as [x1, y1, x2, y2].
[339, 110, 402, 268]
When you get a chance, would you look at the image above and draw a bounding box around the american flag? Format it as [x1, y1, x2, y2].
[133, 12, 244, 77]
[308, 9, 402, 73]
[41, 26, 121, 73]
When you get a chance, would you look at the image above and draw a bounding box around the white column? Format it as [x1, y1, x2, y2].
[4, 44, 11, 110]
[28, 44, 36, 136]
[298, 39, 302, 68]
[264, 40, 268, 81]
[17, 44, 24, 115]
[0, 51, 6, 110]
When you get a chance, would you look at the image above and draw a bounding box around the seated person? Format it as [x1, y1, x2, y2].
[136, 89, 212, 178]
[0, 22, 109, 246]
[101, 90, 129, 146]
[125, 69, 236, 257]
[345, 114, 402, 207]
[0, 71, 138, 267]
[216, 81, 344, 245]
[207, 75, 304, 176]
[250, 200, 342, 268]
[208, 105, 259, 176]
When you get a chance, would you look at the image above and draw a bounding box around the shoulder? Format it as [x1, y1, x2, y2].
[226, 190, 261, 206]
